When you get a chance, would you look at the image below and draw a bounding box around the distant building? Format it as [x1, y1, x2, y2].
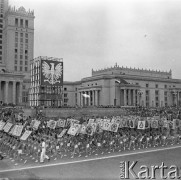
[62, 64, 181, 108]
[0, 0, 34, 105]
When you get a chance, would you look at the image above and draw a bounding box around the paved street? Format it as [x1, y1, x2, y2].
[0, 145, 181, 180]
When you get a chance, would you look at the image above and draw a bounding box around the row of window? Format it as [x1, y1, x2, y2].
[15, 54, 28, 60]
[15, 18, 28, 28]
[145, 83, 176, 88]
[15, 60, 28, 65]
[15, 43, 28, 49]
[15, 32, 28, 38]
[14, 66, 28, 71]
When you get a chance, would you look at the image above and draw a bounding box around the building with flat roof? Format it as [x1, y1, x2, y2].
[62, 64, 181, 108]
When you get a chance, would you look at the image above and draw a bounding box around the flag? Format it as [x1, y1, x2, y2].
[82, 93, 90, 98]
[137, 121, 146, 130]
[115, 79, 121, 83]
[20, 130, 32, 141]
[33, 120, 41, 130]
[13, 125, 24, 136]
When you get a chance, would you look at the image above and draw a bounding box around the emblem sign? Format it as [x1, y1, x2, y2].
[41, 60, 63, 86]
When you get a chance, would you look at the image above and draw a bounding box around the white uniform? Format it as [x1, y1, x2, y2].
[40, 141, 49, 163]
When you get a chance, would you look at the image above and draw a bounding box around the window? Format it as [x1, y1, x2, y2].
[15, 18, 18, 26]
[20, 44, 23, 48]
[25, 50, 28, 54]
[164, 85, 167, 89]
[20, 66, 22, 71]
[25, 20, 28, 27]
[0, 51, 2, 55]
[64, 87, 67, 91]
[14, 49, 18, 53]
[20, 38, 23, 43]
[0, 24, 2, 28]
[155, 97, 159, 101]
[15, 32, 18, 37]
[165, 97, 167, 101]
[0, 30, 2, 33]
[0, 19, 2, 23]
[25, 61, 28, 65]
[146, 96, 149, 101]
[14, 66, 17, 71]
[15, 43, 18, 47]
[25, 33, 28, 38]
[25, 39, 28, 43]
[20, 33, 23, 37]
[0, 46, 2, 49]
[14, 54, 17, 59]
[64, 99, 68, 103]
[155, 90, 159, 96]
[155, 84, 158, 88]
[15, 37, 18, 42]
[20, 55, 23, 59]
[20, 61, 23, 65]
[15, 60, 17, 64]
[25, 67, 28, 71]
[25, 56, 28, 60]
[0, 35, 2, 38]
[136, 83, 139, 85]
[164, 91, 167, 96]
[146, 90, 149, 96]
[20, 19, 23, 27]
[64, 93, 67, 98]
[25, 44, 28, 49]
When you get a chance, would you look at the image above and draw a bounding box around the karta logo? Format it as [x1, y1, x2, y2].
[120, 161, 181, 179]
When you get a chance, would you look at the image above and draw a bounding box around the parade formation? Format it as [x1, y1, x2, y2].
[0, 106, 181, 166]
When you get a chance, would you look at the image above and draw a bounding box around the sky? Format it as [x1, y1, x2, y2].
[9, 0, 181, 81]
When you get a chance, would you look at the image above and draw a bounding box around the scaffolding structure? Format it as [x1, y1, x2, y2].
[29, 56, 63, 107]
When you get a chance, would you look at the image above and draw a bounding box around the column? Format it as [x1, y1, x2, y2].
[137, 90, 139, 106]
[92, 90, 95, 106]
[95, 90, 98, 106]
[133, 89, 136, 106]
[81, 92, 83, 107]
[0, 81, 1, 102]
[88, 91, 91, 106]
[5, 81, 9, 104]
[19, 82, 23, 104]
[13, 81, 16, 105]
[128, 89, 131, 106]
[124, 89, 127, 106]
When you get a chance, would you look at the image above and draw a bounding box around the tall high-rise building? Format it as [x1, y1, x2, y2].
[0, 0, 34, 105]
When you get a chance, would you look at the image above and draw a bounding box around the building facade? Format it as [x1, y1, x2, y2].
[0, 0, 34, 105]
[63, 64, 181, 108]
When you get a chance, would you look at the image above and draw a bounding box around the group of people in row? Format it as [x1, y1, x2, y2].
[0, 106, 181, 164]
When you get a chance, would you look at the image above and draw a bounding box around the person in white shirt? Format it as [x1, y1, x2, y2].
[40, 139, 50, 163]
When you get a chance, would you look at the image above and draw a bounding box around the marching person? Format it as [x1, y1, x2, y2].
[40, 138, 50, 163]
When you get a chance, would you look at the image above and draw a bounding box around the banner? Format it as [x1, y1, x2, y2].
[137, 121, 146, 130]
[57, 119, 66, 127]
[109, 123, 119, 132]
[0, 121, 5, 130]
[102, 121, 111, 131]
[47, 120, 57, 129]
[3, 122, 13, 133]
[151, 120, 158, 128]
[88, 119, 95, 124]
[163, 120, 169, 128]
[80, 124, 87, 134]
[58, 129, 67, 138]
[129, 119, 136, 128]
[33, 120, 41, 129]
[20, 130, 32, 140]
[67, 123, 81, 136]
[89, 123, 97, 133]
[13, 125, 24, 136]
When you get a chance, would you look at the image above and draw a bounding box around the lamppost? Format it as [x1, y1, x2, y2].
[137, 90, 143, 107]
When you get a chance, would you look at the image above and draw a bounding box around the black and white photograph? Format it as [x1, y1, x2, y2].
[0, 0, 181, 179]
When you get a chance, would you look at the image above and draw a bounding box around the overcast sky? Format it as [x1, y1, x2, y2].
[9, 0, 181, 81]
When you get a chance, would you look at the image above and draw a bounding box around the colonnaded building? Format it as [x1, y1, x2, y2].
[0, 0, 34, 105]
[62, 64, 181, 108]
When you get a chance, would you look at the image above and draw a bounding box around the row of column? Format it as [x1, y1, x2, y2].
[0, 81, 23, 105]
[122, 89, 139, 106]
[79, 90, 99, 106]
[172, 91, 181, 106]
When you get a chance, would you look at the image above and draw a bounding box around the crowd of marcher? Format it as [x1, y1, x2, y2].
[0, 106, 181, 165]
